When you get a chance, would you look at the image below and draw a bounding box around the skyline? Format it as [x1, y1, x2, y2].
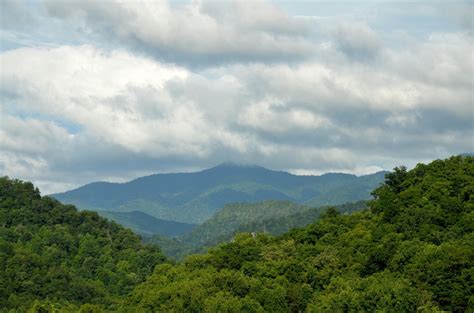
[1, 0, 473, 194]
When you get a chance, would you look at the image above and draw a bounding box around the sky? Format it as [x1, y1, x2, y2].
[0, 0, 473, 194]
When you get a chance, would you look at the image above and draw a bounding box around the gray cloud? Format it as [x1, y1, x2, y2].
[0, 1, 473, 194]
[333, 21, 381, 61]
[43, 0, 316, 66]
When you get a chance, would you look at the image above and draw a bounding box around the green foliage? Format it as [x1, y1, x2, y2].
[147, 200, 367, 260]
[0, 177, 166, 312]
[122, 156, 473, 312]
[181, 201, 311, 248]
[2, 156, 473, 312]
[237, 200, 367, 237]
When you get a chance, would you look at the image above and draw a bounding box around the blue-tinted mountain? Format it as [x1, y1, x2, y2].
[52, 163, 386, 223]
[99, 210, 196, 237]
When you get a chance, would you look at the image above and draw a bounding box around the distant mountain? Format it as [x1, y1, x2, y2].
[99, 211, 196, 237]
[52, 163, 386, 223]
[148, 200, 369, 260]
[180, 200, 311, 248]
[236, 200, 368, 236]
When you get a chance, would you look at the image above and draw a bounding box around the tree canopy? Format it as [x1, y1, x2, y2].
[0, 177, 166, 312]
[1, 155, 473, 312]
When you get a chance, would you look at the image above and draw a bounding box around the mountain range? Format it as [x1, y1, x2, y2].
[52, 163, 386, 224]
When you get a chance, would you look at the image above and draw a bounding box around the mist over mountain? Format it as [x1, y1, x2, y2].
[52, 163, 386, 224]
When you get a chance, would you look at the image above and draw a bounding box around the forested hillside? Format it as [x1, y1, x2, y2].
[122, 156, 474, 312]
[180, 201, 311, 248]
[1, 156, 473, 312]
[52, 163, 385, 224]
[0, 178, 166, 312]
[236, 200, 368, 237]
[147, 200, 367, 260]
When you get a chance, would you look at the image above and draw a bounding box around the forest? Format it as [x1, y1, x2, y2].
[0, 156, 473, 312]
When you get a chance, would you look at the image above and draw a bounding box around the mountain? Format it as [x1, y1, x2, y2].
[235, 200, 368, 236]
[147, 200, 368, 260]
[124, 156, 474, 312]
[2, 156, 472, 312]
[180, 200, 311, 248]
[98, 211, 196, 237]
[0, 176, 166, 311]
[52, 163, 386, 223]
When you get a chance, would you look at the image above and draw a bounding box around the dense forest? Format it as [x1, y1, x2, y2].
[1, 156, 473, 312]
[146, 200, 367, 260]
[0, 178, 166, 312]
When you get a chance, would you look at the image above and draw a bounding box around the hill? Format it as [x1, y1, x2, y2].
[148, 200, 368, 260]
[180, 201, 311, 248]
[98, 211, 196, 237]
[122, 156, 474, 312]
[2, 156, 472, 312]
[52, 163, 386, 223]
[0, 177, 166, 311]
[236, 200, 368, 236]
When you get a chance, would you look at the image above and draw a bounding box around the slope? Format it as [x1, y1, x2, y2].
[236, 200, 368, 236]
[149, 200, 368, 260]
[98, 211, 196, 237]
[180, 200, 312, 248]
[123, 156, 474, 312]
[52, 163, 385, 223]
[0, 177, 166, 312]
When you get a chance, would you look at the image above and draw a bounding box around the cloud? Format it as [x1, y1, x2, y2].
[0, 0, 37, 29]
[43, 0, 315, 65]
[1, 34, 472, 194]
[333, 21, 381, 61]
[0, 1, 472, 194]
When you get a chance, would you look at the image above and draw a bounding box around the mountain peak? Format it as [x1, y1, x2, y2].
[215, 162, 263, 169]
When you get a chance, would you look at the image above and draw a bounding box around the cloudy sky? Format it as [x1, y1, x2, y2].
[1, 0, 473, 194]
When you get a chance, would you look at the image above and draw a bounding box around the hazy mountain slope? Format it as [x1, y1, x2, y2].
[148, 200, 368, 260]
[179, 200, 311, 248]
[236, 200, 368, 236]
[99, 211, 196, 237]
[52, 163, 385, 223]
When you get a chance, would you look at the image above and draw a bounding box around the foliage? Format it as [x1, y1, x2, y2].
[2, 156, 473, 312]
[180, 201, 311, 248]
[237, 200, 367, 237]
[122, 156, 473, 312]
[0, 177, 166, 312]
[148, 200, 367, 260]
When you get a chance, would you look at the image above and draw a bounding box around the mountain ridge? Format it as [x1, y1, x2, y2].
[98, 210, 196, 237]
[52, 163, 386, 223]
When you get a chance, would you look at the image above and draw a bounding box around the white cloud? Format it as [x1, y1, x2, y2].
[0, 1, 472, 194]
[43, 0, 315, 63]
[238, 98, 331, 133]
